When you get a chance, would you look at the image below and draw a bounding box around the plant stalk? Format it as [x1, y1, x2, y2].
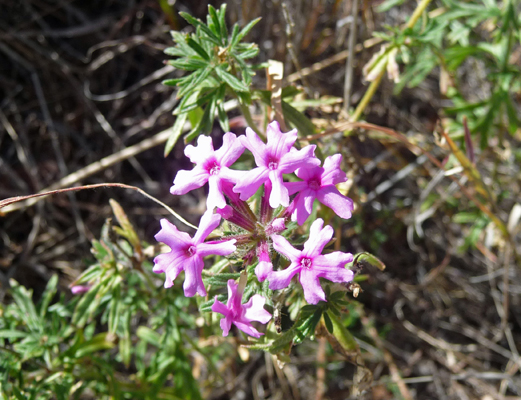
[345, 0, 433, 128]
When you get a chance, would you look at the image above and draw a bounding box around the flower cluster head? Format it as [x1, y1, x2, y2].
[154, 121, 356, 338]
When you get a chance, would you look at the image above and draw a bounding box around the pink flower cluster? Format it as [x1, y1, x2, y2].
[154, 122, 355, 338]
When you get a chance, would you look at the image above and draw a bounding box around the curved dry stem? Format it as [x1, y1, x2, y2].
[0, 183, 197, 230]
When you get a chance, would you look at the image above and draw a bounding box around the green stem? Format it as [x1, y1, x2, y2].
[345, 0, 433, 129]
[349, 67, 385, 124]
[406, 0, 433, 29]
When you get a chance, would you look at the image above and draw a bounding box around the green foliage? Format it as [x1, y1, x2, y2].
[376, 0, 521, 148]
[247, 285, 356, 355]
[0, 201, 202, 400]
[163, 4, 260, 154]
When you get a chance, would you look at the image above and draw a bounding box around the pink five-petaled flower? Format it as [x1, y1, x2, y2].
[153, 211, 236, 297]
[170, 133, 245, 210]
[233, 121, 320, 208]
[212, 278, 272, 338]
[268, 219, 354, 304]
[286, 154, 354, 225]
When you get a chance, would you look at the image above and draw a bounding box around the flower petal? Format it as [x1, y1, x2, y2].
[154, 219, 192, 250]
[183, 256, 206, 297]
[214, 132, 245, 167]
[269, 170, 289, 208]
[240, 127, 267, 167]
[153, 252, 185, 288]
[266, 121, 298, 160]
[295, 164, 323, 182]
[255, 260, 273, 282]
[185, 135, 214, 164]
[321, 154, 347, 185]
[299, 269, 326, 304]
[292, 189, 316, 226]
[220, 315, 233, 337]
[268, 263, 300, 290]
[170, 167, 208, 195]
[152, 251, 184, 274]
[225, 279, 240, 310]
[271, 234, 302, 262]
[197, 240, 236, 258]
[285, 180, 309, 196]
[233, 167, 270, 201]
[218, 167, 244, 185]
[317, 186, 354, 219]
[278, 145, 320, 173]
[313, 256, 354, 283]
[211, 298, 230, 317]
[193, 211, 221, 244]
[233, 321, 263, 338]
[302, 219, 333, 257]
[207, 175, 227, 209]
[243, 295, 272, 324]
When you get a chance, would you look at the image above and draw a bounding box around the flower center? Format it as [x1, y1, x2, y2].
[206, 160, 221, 175]
[186, 245, 197, 256]
[267, 158, 278, 170]
[301, 257, 313, 269]
[308, 178, 321, 190]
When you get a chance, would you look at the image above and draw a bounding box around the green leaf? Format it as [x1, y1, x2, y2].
[178, 88, 218, 114]
[137, 326, 162, 347]
[0, 330, 28, 339]
[217, 101, 230, 132]
[164, 46, 188, 58]
[39, 274, 58, 319]
[294, 308, 322, 345]
[214, 67, 249, 92]
[165, 112, 188, 156]
[218, 4, 228, 44]
[168, 58, 208, 71]
[108, 284, 121, 334]
[234, 18, 261, 47]
[186, 38, 211, 61]
[207, 5, 222, 42]
[323, 312, 334, 334]
[119, 310, 132, 368]
[236, 46, 259, 60]
[327, 311, 358, 351]
[505, 96, 520, 134]
[187, 106, 204, 130]
[72, 281, 102, 327]
[177, 67, 212, 99]
[9, 280, 40, 332]
[377, 0, 406, 12]
[110, 199, 141, 254]
[163, 78, 179, 87]
[281, 100, 315, 137]
[12, 387, 27, 400]
[179, 12, 221, 45]
[229, 25, 240, 50]
[75, 332, 116, 358]
[445, 46, 480, 71]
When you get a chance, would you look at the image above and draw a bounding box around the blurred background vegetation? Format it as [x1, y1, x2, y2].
[0, 0, 520, 399]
